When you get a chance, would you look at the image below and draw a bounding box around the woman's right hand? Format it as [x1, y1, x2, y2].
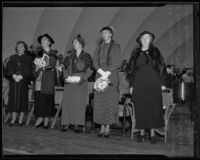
[130, 87, 133, 94]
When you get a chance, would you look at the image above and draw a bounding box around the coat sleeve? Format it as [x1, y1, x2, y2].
[79, 54, 94, 83]
[158, 50, 167, 86]
[21, 56, 33, 79]
[101, 43, 122, 72]
[5, 55, 15, 80]
[126, 50, 136, 87]
[93, 46, 100, 71]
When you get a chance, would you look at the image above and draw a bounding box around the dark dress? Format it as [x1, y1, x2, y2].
[6, 53, 32, 113]
[61, 50, 93, 126]
[93, 40, 122, 125]
[127, 48, 165, 129]
[33, 49, 58, 117]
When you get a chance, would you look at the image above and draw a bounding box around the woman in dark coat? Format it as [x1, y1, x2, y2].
[93, 26, 122, 138]
[33, 34, 58, 129]
[61, 34, 93, 132]
[127, 31, 166, 144]
[6, 41, 32, 126]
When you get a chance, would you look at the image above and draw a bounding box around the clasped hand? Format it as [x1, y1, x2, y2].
[13, 74, 23, 82]
[97, 68, 111, 79]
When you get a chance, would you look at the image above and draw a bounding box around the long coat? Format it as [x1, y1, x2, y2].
[32, 49, 58, 117]
[33, 49, 58, 95]
[6, 53, 32, 113]
[93, 40, 122, 125]
[61, 50, 93, 126]
[126, 46, 166, 129]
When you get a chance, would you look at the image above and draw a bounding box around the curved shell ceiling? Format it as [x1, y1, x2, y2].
[3, 5, 193, 68]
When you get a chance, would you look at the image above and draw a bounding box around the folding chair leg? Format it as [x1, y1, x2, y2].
[4, 113, 11, 123]
[51, 104, 62, 129]
[131, 125, 134, 139]
[165, 123, 167, 143]
[26, 104, 34, 126]
[2, 108, 6, 121]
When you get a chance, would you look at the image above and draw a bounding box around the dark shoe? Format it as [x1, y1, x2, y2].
[9, 122, 15, 126]
[97, 132, 104, 137]
[18, 122, 25, 126]
[137, 135, 145, 143]
[74, 125, 79, 133]
[103, 133, 110, 138]
[150, 136, 156, 144]
[43, 125, 49, 129]
[61, 126, 69, 132]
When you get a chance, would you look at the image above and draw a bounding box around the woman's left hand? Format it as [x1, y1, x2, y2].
[161, 86, 166, 90]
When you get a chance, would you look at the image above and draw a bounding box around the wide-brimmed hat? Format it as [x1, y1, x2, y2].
[37, 34, 55, 44]
[136, 31, 155, 44]
[100, 26, 114, 34]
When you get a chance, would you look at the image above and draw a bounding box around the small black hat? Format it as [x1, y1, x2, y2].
[37, 34, 55, 45]
[100, 26, 113, 34]
[73, 34, 86, 48]
[136, 31, 155, 44]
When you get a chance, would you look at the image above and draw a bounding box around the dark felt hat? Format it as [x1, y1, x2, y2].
[37, 34, 55, 45]
[73, 34, 85, 47]
[136, 31, 155, 44]
[100, 26, 113, 34]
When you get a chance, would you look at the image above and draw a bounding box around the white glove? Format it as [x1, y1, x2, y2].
[16, 75, 23, 82]
[161, 86, 166, 90]
[12, 74, 17, 80]
[97, 68, 105, 76]
[98, 68, 111, 78]
[130, 87, 133, 94]
[105, 71, 111, 77]
[57, 66, 62, 72]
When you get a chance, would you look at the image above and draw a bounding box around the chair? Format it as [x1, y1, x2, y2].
[155, 88, 176, 143]
[124, 101, 140, 139]
[50, 86, 63, 129]
[26, 86, 64, 127]
[26, 85, 35, 125]
[50, 87, 88, 132]
[2, 77, 10, 123]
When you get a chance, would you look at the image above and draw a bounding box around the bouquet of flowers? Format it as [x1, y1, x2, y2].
[34, 53, 49, 68]
[94, 77, 111, 92]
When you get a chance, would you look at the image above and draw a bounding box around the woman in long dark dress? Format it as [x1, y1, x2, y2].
[33, 34, 58, 129]
[6, 41, 32, 126]
[61, 34, 93, 132]
[127, 31, 166, 144]
[93, 26, 122, 138]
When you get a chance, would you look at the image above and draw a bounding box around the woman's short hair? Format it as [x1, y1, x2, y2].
[15, 41, 28, 53]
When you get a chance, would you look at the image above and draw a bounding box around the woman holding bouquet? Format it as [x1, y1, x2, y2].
[93, 26, 122, 138]
[33, 34, 59, 129]
[61, 34, 93, 132]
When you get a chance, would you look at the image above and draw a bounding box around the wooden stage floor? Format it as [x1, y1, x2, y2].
[2, 104, 194, 158]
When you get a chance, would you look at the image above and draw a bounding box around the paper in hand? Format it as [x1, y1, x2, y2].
[66, 76, 81, 83]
